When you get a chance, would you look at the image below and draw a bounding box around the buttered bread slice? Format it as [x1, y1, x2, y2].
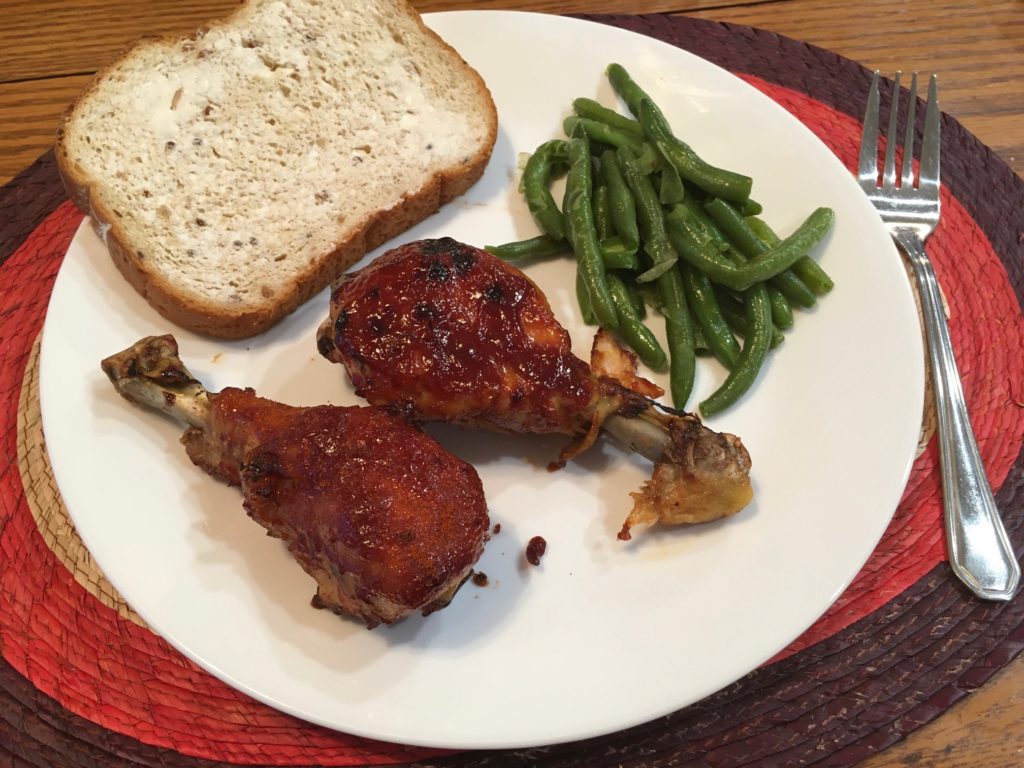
[56, 0, 497, 338]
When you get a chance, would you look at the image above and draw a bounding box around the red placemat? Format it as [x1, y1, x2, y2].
[2, 13, 1023, 768]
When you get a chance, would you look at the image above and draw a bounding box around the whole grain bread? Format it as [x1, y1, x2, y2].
[56, 0, 497, 338]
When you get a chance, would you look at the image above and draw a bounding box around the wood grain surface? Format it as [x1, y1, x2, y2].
[1, 2, 1022, 766]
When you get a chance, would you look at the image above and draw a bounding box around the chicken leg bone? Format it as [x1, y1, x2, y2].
[101, 334, 209, 428]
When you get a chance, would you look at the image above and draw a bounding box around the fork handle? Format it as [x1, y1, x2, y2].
[894, 227, 1020, 600]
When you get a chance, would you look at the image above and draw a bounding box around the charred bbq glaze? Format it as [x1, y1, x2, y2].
[318, 237, 596, 435]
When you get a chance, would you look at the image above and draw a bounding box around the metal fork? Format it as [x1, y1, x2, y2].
[859, 71, 1019, 601]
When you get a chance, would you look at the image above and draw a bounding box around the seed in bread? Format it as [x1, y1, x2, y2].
[56, 0, 498, 338]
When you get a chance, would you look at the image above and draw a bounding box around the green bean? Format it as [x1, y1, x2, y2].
[624, 276, 646, 318]
[658, 267, 697, 408]
[746, 215, 835, 295]
[593, 185, 613, 240]
[700, 282, 772, 417]
[599, 149, 639, 253]
[593, 164, 637, 269]
[681, 263, 740, 369]
[743, 215, 778, 246]
[563, 116, 646, 153]
[699, 206, 816, 306]
[704, 200, 835, 291]
[607, 274, 667, 369]
[639, 100, 753, 203]
[572, 97, 644, 138]
[562, 135, 618, 329]
[615, 147, 678, 282]
[790, 259, 834, 296]
[576, 268, 597, 326]
[565, 116, 659, 174]
[607, 63, 656, 118]
[720, 232, 816, 311]
[715, 288, 785, 349]
[768, 272, 817, 309]
[665, 206, 746, 287]
[766, 285, 794, 330]
[667, 318, 696, 407]
[702, 197, 766, 257]
[675, 195, 730, 253]
[485, 235, 570, 262]
[522, 140, 568, 241]
[737, 197, 763, 216]
[704, 201, 823, 286]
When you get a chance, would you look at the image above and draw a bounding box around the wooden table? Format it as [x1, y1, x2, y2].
[1, 2, 1022, 766]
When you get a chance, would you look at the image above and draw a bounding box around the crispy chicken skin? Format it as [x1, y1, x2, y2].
[318, 238, 753, 537]
[102, 335, 489, 628]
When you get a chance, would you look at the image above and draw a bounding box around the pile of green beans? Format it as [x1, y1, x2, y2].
[486, 63, 835, 417]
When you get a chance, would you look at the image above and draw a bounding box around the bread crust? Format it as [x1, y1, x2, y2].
[54, 0, 497, 340]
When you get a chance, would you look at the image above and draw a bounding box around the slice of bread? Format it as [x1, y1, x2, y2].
[56, 0, 497, 338]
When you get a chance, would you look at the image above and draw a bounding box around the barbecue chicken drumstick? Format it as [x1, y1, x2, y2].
[317, 238, 753, 539]
[101, 335, 489, 628]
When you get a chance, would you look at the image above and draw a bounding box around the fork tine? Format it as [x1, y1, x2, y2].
[857, 70, 881, 186]
[882, 71, 901, 189]
[919, 74, 941, 191]
[900, 72, 918, 187]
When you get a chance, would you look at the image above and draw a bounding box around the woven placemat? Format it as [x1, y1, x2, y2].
[2, 13, 1023, 768]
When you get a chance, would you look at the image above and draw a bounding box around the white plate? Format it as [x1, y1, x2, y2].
[39, 11, 923, 750]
